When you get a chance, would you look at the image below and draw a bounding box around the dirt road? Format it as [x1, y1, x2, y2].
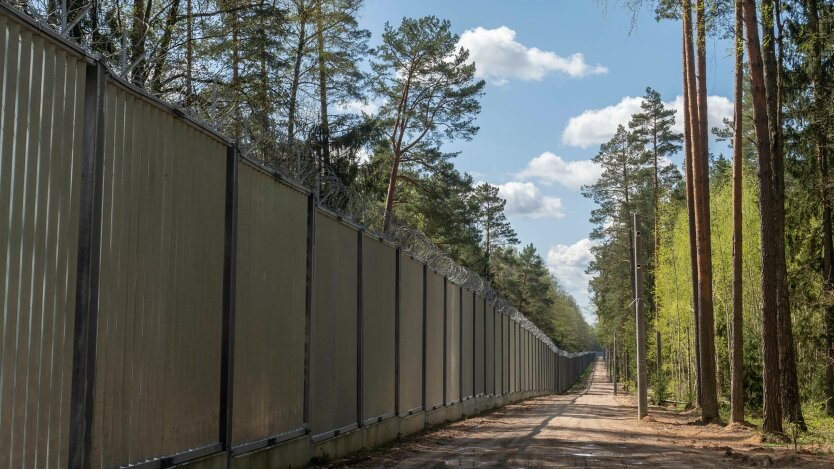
[325, 359, 832, 468]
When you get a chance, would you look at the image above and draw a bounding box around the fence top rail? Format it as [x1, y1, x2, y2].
[316, 205, 366, 233]
[362, 229, 399, 250]
[238, 155, 312, 198]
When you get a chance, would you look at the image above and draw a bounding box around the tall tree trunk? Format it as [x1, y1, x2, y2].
[288, 1, 308, 147]
[652, 116, 661, 389]
[150, 0, 182, 93]
[761, 0, 806, 431]
[316, 0, 331, 169]
[231, 9, 241, 141]
[130, 0, 152, 86]
[741, 0, 784, 436]
[682, 14, 702, 407]
[686, 0, 719, 420]
[186, 0, 193, 107]
[382, 69, 414, 233]
[806, 0, 834, 417]
[730, 0, 745, 424]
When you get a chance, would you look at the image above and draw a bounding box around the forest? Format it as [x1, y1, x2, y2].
[588, 0, 834, 439]
[9, 0, 596, 351]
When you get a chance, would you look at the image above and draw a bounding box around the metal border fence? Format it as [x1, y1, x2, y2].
[0, 4, 596, 468]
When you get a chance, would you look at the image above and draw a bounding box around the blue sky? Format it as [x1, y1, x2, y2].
[356, 0, 736, 322]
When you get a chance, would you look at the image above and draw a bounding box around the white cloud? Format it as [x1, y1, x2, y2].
[561, 95, 734, 148]
[562, 96, 644, 148]
[496, 181, 565, 219]
[546, 238, 595, 316]
[517, 152, 602, 190]
[668, 95, 734, 135]
[457, 26, 608, 84]
[335, 98, 382, 115]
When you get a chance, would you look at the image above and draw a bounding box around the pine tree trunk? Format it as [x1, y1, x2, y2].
[383, 69, 414, 233]
[316, 0, 331, 168]
[288, 2, 308, 147]
[684, 0, 719, 420]
[806, 0, 834, 417]
[741, 0, 784, 436]
[693, 0, 719, 421]
[681, 2, 702, 407]
[232, 9, 241, 141]
[760, 0, 806, 431]
[150, 0, 182, 93]
[730, 0, 745, 424]
[186, 0, 193, 107]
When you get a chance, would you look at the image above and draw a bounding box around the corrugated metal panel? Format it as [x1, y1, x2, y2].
[509, 322, 516, 393]
[460, 289, 473, 400]
[502, 315, 509, 394]
[361, 235, 396, 423]
[485, 305, 494, 396]
[522, 330, 528, 391]
[474, 296, 484, 396]
[398, 256, 423, 414]
[444, 281, 459, 404]
[311, 211, 358, 438]
[424, 272, 444, 409]
[233, 164, 307, 446]
[0, 15, 86, 468]
[92, 82, 226, 467]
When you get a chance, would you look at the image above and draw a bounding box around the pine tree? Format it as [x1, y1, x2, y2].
[370, 16, 485, 232]
[472, 183, 519, 265]
[628, 87, 682, 321]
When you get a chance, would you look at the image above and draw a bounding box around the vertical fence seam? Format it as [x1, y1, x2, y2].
[219, 143, 239, 467]
[68, 60, 106, 469]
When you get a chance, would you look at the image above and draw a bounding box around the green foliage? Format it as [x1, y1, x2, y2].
[654, 163, 763, 407]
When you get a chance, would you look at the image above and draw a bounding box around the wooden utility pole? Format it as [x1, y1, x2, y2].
[634, 213, 648, 419]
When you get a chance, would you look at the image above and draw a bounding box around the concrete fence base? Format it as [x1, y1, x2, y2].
[200, 390, 554, 469]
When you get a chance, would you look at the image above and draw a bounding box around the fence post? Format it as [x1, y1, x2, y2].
[442, 278, 447, 405]
[68, 60, 106, 469]
[303, 194, 316, 432]
[394, 248, 401, 417]
[357, 229, 364, 427]
[219, 143, 239, 467]
[421, 265, 427, 410]
[634, 212, 648, 419]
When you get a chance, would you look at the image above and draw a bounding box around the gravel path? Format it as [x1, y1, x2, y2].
[322, 359, 833, 468]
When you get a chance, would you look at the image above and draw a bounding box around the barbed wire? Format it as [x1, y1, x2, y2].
[244, 136, 588, 357]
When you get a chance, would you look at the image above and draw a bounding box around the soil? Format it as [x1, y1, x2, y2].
[317, 359, 834, 468]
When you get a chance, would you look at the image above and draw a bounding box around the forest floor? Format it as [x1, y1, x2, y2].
[316, 359, 834, 468]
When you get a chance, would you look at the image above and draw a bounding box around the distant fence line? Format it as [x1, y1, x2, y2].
[0, 5, 595, 469]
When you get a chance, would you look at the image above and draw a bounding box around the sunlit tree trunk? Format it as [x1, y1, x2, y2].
[730, 0, 744, 425]
[684, 0, 719, 420]
[760, 0, 806, 431]
[741, 0, 784, 435]
[681, 14, 701, 407]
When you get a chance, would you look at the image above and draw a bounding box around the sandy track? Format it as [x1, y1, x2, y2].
[323, 359, 833, 468]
